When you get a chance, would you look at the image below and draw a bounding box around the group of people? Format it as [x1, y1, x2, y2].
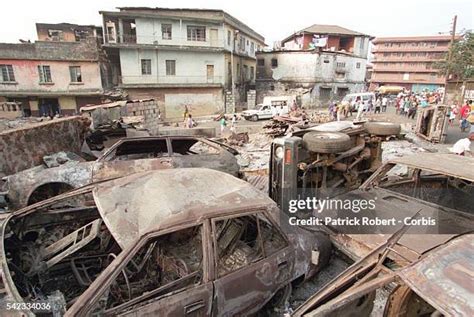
[328, 94, 390, 122]
[395, 91, 442, 120]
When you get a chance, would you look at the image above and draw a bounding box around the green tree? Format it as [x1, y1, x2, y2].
[434, 32, 474, 81]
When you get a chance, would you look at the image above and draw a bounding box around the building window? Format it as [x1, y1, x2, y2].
[359, 39, 365, 50]
[141, 59, 152, 75]
[38, 65, 52, 83]
[243, 65, 248, 80]
[48, 29, 64, 41]
[240, 36, 245, 49]
[227, 30, 231, 46]
[250, 42, 255, 54]
[356, 62, 361, 69]
[162, 24, 172, 40]
[187, 26, 206, 41]
[69, 66, 82, 82]
[271, 58, 278, 68]
[336, 62, 346, 68]
[257, 59, 265, 67]
[0, 65, 15, 82]
[166, 60, 176, 76]
[250, 66, 254, 80]
[237, 63, 240, 78]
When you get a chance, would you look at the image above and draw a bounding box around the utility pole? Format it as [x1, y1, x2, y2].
[443, 15, 457, 104]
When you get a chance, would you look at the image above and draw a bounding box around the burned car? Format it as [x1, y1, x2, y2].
[269, 120, 401, 209]
[293, 225, 473, 317]
[325, 153, 474, 262]
[2, 136, 241, 210]
[0, 168, 331, 316]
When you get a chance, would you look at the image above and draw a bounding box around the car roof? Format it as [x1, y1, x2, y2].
[398, 234, 474, 316]
[93, 168, 275, 249]
[389, 153, 474, 181]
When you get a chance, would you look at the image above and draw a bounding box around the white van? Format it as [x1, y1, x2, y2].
[242, 96, 296, 121]
[342, 92, 375, 104]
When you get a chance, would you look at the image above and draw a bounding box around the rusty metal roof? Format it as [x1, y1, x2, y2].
[399, 234, 474, 316]
[390, 153, 474, 181]
[93, 168, 275, 249]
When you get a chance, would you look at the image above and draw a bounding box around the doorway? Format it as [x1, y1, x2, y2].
[38, 98, 60, 117]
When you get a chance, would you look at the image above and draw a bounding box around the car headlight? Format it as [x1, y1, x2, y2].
[275, 146, 284, 160]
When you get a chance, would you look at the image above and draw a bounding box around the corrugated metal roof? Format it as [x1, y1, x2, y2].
[299, 24, 368, 36]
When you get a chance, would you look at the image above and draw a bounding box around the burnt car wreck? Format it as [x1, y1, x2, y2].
[2, 136, 241, 210]
[0, 169, 331, 316]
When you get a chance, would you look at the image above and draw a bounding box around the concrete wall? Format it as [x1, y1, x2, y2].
[0, 59, 103, 94]
[120, 49, 225, 85]
[124, 100, 160, 135]
[0, 116, 90, 176]
[125, 87, 224, 119]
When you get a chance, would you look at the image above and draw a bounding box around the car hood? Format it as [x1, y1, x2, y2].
[324, 188, 473, 257]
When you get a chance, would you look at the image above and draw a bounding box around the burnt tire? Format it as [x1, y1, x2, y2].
[303, 132, 352, 153]
[364, 122, 401, 136]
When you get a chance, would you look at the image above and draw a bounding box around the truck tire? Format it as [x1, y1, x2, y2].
[364, 122, 401, 136]
[303, 132, 352, 153]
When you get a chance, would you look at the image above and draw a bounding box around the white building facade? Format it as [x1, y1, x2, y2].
[101, 8, 265, 118]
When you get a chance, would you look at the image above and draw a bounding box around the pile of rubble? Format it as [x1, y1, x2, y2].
[263, 111, 332, 137]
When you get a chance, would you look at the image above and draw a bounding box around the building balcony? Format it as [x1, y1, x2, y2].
[372, 67, 438, 73]
[372, 56, 445, 63]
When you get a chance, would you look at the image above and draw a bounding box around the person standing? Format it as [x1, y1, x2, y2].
[356, 98, 365, 121]
[408, 99, 418, 119]
[460, 101, 471, 132]
[381, 96, 388, 112]
[186, 114, 194, 128]
[230, 114, 237, 132]
[220, 116, 227, 134]
[183, 105, 189, 122]
[374, 97, 382, 114]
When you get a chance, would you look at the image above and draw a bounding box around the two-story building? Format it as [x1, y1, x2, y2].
[0, 40, 105, 116]
[256, 25, 371, 107]
[0, 23, 111, 117]
[100, 7, 265, 118]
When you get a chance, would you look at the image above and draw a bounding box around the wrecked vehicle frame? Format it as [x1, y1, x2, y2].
[0, 168, 332, 316]
[2, 135, 241, 210]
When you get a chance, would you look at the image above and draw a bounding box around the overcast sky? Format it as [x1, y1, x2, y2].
[1, 0, 472, 45]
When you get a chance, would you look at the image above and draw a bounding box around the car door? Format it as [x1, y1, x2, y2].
[91, 138, 174, 182]
[261, 105, 273, 119]
[211, 211, 294, 315]
[68, 223, 213, 317]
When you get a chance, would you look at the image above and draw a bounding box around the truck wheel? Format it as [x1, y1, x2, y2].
[303, 132, 352, 153]
[252, 114, 259, 121]
[364, 122, 401, 136]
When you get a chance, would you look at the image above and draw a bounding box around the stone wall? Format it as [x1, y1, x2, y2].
[0, 116, 90, 176]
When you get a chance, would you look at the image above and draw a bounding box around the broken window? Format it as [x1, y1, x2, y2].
[271, 58, 278, 68]
[319, 87, 332, 100]
[0, 64, 15, 82]
[166, 60, 176, 76]
[356, 62, 361, 69]
[110, 139, 169, 161]
[141, 59, 152, 75]
[257, 59, 265, 67]
[5, 192, 120, 307]
[187, 26, 206, 42]
[74, 29, 90, 42]
[171, 139, 220, 155]
[161, 24, 172, 40]
[38, 65, 52, 83]
[69, 66, 82, 83]
[215, 215, 264, 277]
[48, 29, 64, 41]
[89, 225, 203, 314]
[258, 214, 288, 256]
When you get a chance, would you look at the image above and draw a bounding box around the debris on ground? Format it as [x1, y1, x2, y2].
[226, 132, 250, 146]
[43, 152, 84, 168]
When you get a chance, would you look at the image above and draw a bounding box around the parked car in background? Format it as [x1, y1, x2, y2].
[243, 95, 296, 121]
[0, 168, 331, 316]
[2, 136, 241, 210]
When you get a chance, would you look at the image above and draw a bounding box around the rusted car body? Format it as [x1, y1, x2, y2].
[326, 153, 474, 263]
[0, 168, 331, 316]
[2, 136, 240, 210]
[293, 222, 473, 317]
